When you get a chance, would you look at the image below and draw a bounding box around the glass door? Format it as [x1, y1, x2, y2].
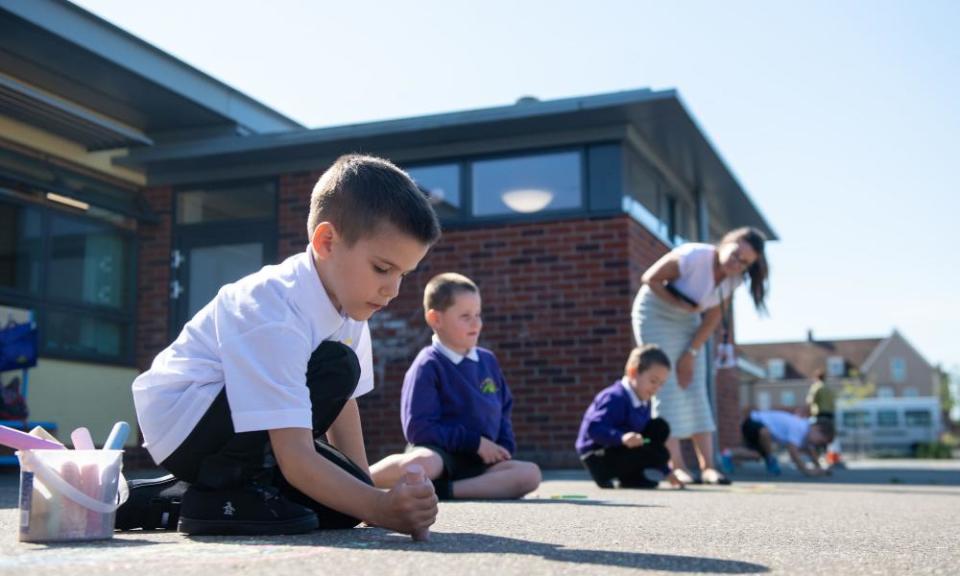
[171, 182, 277, 337]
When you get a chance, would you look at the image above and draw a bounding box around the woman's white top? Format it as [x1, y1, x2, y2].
[671, 243, 742, 310]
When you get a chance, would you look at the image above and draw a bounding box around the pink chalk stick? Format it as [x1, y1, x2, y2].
[70, 428, 95, 450]
[59, 462, 86, 539]
[0, 425, 66, 451]
[79, 463, 102, 538]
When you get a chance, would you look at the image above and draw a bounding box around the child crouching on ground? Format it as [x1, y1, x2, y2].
[118, 155, 439, 536]
[575, 344, 672, 489]
[370, 273, 541, 499]
[722, 409, 834, 477]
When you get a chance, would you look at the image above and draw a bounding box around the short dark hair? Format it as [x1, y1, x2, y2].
[625, 344, 671, 376]
[307, 154, 441, 246]
[424, 272, 478, 313]
[721, 226, 769, 313]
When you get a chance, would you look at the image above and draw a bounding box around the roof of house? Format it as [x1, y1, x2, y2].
[737, 337, 885, 380]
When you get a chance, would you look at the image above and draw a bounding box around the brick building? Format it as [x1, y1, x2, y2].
[1, 0, 775, 466]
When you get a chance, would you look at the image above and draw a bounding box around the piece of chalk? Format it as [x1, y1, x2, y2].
[403, 464, 430, 542]
[0, 425, 66, 451]
[29, 426, 64, 447]
[70, 427, 95, 450]
[103, 422, 129, 450]
[60, 462, 86, 539]
[550, 494, 588, 499]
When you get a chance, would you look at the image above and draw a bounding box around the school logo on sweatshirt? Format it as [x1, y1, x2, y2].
[481, 378, 498, 394]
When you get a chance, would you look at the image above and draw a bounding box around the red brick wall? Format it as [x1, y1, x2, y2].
[354, 217, 671, 467]
[135, 186, 173, 372]
[278, 172, 320, 259]
[715, 368, 741, 451]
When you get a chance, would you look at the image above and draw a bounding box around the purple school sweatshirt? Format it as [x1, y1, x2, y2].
[575, 380, 654, 455]
[401, 344, 516, 455]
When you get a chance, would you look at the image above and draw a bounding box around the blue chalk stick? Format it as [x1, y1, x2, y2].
[103, 422, 129, 450]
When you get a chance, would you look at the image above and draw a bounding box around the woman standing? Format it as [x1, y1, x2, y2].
[632, 227, 768, 485]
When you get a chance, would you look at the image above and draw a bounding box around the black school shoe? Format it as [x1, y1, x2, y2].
[115, 474, 189, 531]
[177, 483, 319, 535]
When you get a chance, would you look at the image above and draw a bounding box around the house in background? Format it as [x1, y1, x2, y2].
[738, 329, 938, 411]
[1, 0, 776, 465]
[737, 330, 941, 453]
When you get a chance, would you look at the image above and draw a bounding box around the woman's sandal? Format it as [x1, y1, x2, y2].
[667, 469, 693, 488]
[700, 468, 733, 485]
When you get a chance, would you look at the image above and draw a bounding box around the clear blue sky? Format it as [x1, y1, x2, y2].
[74, 0, 960, 372]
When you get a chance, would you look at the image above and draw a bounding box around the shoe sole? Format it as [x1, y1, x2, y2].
[178, 514, 319, 536]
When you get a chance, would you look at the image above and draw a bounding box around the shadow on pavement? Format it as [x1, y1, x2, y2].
[726, 461, 960, 486]
[185, 531, 768, 573]
[461, 498, 662, 508]
[343, 532, 768, 573]
[17, 538, 159, 550]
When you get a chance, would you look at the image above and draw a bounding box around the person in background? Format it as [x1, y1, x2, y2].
[632, 227, 769, 486]
[575, 345, 672, 489]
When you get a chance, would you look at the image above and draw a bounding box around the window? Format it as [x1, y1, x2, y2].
[176, 182, 275, 224]
[903, 387, 918, 398]
[670, 197, 697, 245]
[472, 151, 582, 217]
[767, 359, 785, 379]
[904, 410, 932, 427]
[624, 151, 674, 244]
[406, 164, 461, 219]
[876, 410, 899, 427]
[780, 390, 796, 407]
[827, 356, 845, 378]
[48, 214, 130, 309]
[0, 188, 134, 363]
[0, 202, 42, 293]
[877, 386, 894, 399]
[890, 357, 907, 383]
[843, 411, 870, 428]
[757, 391, 772, 410]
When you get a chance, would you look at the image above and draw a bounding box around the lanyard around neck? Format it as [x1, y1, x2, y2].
[717, 281, 732, 343]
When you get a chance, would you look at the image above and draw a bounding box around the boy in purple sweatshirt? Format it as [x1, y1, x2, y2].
[370, 273, 541, 499]
[575, 345, 672, 489]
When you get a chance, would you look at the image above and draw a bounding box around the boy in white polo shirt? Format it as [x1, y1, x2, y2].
[723, 409, 834, 477]
[118, 155, 441, 536]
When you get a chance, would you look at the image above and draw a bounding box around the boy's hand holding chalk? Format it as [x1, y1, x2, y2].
[621, 431, 648, 448]
[403, 464, 431, 542]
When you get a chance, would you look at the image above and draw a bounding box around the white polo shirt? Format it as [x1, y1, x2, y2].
[132, 246, 374, 464]
[750, 410, 809, 448]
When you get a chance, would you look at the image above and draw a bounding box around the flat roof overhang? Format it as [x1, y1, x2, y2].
[0, 0, 302, 139]
[118, 88, 776, 239]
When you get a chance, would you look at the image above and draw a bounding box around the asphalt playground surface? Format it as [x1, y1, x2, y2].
[0, 458, 957, 576]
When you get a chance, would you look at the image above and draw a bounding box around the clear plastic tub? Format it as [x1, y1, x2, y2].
[17, 449, 125, 542]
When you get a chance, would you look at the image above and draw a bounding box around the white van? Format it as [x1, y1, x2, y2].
[835, 397, 941, 454]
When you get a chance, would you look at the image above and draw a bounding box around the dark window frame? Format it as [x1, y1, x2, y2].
[0, 186, 138, 366]
[403, 144, 605, 229]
